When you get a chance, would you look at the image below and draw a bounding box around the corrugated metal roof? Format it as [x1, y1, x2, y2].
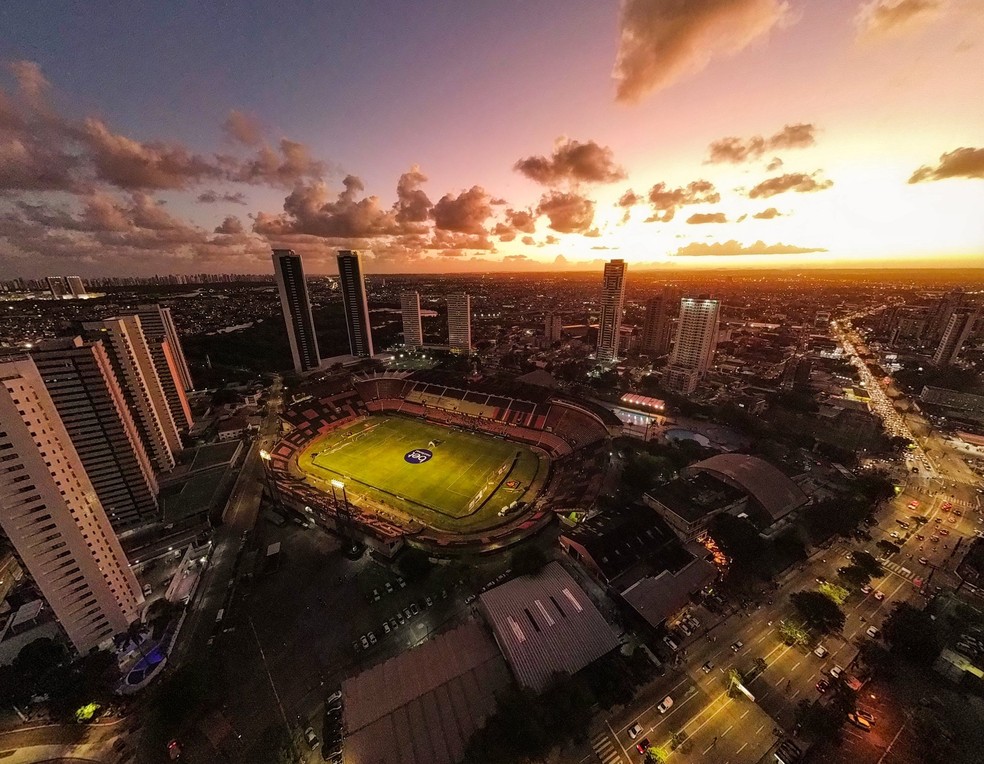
[342, 622, 509, 764]
[479, 562, 619, 692]
[620, 556, 717, 629]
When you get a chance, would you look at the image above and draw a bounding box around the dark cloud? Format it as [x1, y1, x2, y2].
[431, 186, 492, 234]
[231, 139, 326, 187]
[545, 235, 559, 244]
[908, 147, 984, 183]
[748, 171, 833, 198]
[645, 180, 720, 222]
[521, 235, 536, 246]
[536, 191, 596, 233]
[515, 138, 625, 185]
[393, 165, 432, 223]
[222, 110, 263, 146]
[614, 0, 790, 102]
[493, 223, 516, 242]
[752, 206, 782, 219]
[857, 0, 946, 38]
[673, 239, 827, 256]
[687, 212, 727, 223]
[197, 189, 248, 205]
[708, 123, 817, 163]
[617, 189, 642, 208]
[214, 216, 245, 234]
[429, 229, 493, 251]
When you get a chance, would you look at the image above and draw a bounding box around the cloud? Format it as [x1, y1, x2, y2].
[645, 180, 720, 222]
[522, 235, 536, 246]
[197, 189, 248, 204]
[614, 0, 791, 102]
[748, 171, 832, 198]
[431, 186, 492, 234]
[687, 212, 727, 223]
[231, 139, 326, 187]
[394, 165, 432, 223]
[856, 0, 946, 38]
[214, 216, 245, 234]
[8, 60, 49, 104]
[428, 229, 493, 251]
[503, 254, 529, 261]
[707, 123, 817, 163]
[536, 190, 596, 233]
[766, 157, 783, 171]
[515, 138, 626, 185]
[493, 223, 516, 242]
[0, 137, 81, 192]
[752, 206, 782, 219]
[492, 208, 537, 242]
[908, 147, 984, 183]
[673, 238, 826, 255]
[222, 110, 263, 146]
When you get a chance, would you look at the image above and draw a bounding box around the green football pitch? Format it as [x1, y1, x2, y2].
[297, 416, 542, 528]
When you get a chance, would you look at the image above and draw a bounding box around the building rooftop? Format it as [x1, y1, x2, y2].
[342, 622, 510, 764]
[686, 453, 808, 522]
[620, 552, 718, 629]
[479, 562, 619, 692]
[646, 473, 746, 524]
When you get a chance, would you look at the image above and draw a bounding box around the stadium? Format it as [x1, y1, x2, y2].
[263, 371, 620, 555]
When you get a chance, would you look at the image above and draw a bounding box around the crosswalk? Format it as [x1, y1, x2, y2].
[883, 560, 916, 581]
[590, 731, 624, 764]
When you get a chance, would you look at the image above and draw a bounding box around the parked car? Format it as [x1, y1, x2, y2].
[847, 713, 872, 732]
[861, 584, 872, 594]
[677, 622, 692, 637]
[636, 738, 651, 754]
[873, 591, 885, 601]
[657, 696, 673, 714]
[701, 661, 713, 674]
[628, 723, 642, 739]
[816, 678, 830, 693]
[303, 727, 320, 750]
[919, 557, 930, 565]
[866, 626, 881, 639]
[731, 641, 743, 652]
[855, 709, 876, 725]
[663, 635, 679, 652]
[829, 665, 843, 679]
[814, 644, 828, 658]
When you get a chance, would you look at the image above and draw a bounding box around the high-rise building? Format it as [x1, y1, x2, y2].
[932, 310, 978, 366]
[596, 259, 627, 364]
[666, 296, 720, 394]
[640, 288, 676, 358]
[134, 305, 194, 429]
[337, 250, 374, 357]
[0, 355, 143, 654]
[46, 276, 68, 299]
[66, 276, 86, 298]
[401, 291, 424, 348]
[272, 249, 322, 373]
[927, 289, 966, 344]
[82, 317, 180, 473]
[544, 313, 563, 344]
[26, 338, 160, 533]
[446, 293, 471, 353]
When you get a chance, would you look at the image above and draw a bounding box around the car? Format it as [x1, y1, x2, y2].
[657, 696, 673, 713]
[847, 713, 872, 732]
[829, 665, 843, 679]
[687, 615, 701, 630]
[425, 596, 433, 607]
[371, 589, 381, 601]
[701, 661, 714, 674]
[816, 678, 830, 693]
[931, 535, 940, 543]
[949, 516, 958, 524]
[410, 603, 420, 615]
[908, 501, 920, 509]
[919, 557, 930, 565]
[814, 644, 828, 658]
[815, 577, 827, 584]
[935, 518, 943, 524]
[874, 590, 885, 600]
[866, 626, 881, 639]
[397, 577, 407, 588]
[464, 594, 476, 605]
[896, 520, 910, 529]
[855, 709, 876, 725]
[939, 528, 950, 536]
[663, 635, 679, 652]
[628, 723, 642, 739]
[861, 584, 872, 594]
[731, 641, 743, 652]
[142, 583, 153, 597]
[890, 531, 901, 539]
[636, 738, 651, 754]
[678, 622, 692, 637]
[382, 621, 391, 634]
[303, 727, 320, 749]
[396, 612, 406, 625]
[368, 631, 377, 645]
[403, 607, 412, 619]
[167, 740, 182, 760]
[360, 635, 369, 648]
[916, 534, 925, 540]
[955, 509, 963, 516]
[942, 502, 952, 510]
[389, 617, 399, 630]
[913, 576, 923, 588]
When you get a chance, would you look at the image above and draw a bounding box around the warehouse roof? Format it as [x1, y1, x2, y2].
[687, 453, 808, 522]
[479, 562, 619, 692]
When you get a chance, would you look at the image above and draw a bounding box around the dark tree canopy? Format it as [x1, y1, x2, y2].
[791, 590, 846, 633]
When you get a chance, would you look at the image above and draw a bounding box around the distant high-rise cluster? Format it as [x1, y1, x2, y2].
[666, 296, 720, 394]
[597, 259, 627, 364]
[0, 303, 195, 653]
[877, 288, 980, 366]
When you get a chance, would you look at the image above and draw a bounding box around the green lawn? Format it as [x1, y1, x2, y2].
[298, 416, 542, 526]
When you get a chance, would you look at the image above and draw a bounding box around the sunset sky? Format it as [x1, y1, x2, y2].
[1, 0, 982, 276]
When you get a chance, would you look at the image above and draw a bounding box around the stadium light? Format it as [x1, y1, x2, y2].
[259, 449, 271, 461]
[331, 479, 345, 489]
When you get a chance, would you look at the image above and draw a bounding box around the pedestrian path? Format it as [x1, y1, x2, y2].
[883, 560, 916, 581]
[590, 731, 624, 764]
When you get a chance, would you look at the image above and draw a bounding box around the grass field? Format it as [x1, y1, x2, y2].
[296, 415, 543, 530]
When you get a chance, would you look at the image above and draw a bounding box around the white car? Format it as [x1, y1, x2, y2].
[829, 665, 843, 679]
[663, 635, 679, 652]
[814, 645, 828, 658]
[657, 696, 674, 714]
[628, 723, 642, 739]
[866, 626, 881, 639]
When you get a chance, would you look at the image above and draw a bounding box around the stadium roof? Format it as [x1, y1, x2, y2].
[342, 622, 510, 764]
[686, 454, 808, 522]
[479, 562, 619, 692]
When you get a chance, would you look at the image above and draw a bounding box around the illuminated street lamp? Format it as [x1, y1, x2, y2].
[330, 479, 350, 517]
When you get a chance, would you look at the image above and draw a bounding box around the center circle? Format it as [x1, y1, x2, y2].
[404, 448, 434, 464]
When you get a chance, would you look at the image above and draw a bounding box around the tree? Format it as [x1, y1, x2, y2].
[791, 591, 846, 633]
[818, 581, 850, 605]
[838, 565, 872, 590]
[778, 620, 810, 647]
[876, 539, 900, 557]
[708, 513, 770, 578]
[511, 545, 548, 577]
[794, 699, 845, 741]
[882, 602, 941, 665]
[850, 550, 884, 578]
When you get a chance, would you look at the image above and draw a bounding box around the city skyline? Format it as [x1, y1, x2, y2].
[0, 1, 982, 279]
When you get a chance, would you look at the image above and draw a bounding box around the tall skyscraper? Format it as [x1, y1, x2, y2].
[446, 293, 472, 353]
[66, 276, 86, 298]
[544, 313, 563, 344]
[27, 337, 160, 533]
[46, 276, 68, 299]
[82, 317, 180, 473]
[927, 288, 966, 344]
[596, 259, 627, 364]
[401, 291, 424, 348]
[337, 250, 374, 357]
[134, 305, 194, 429]
[272, 249, 322, 373]
[666, 296, 720, 394]
[640, 288, 676, 358]
[933, 310, 978, 366]
[0, 355, 143, 654]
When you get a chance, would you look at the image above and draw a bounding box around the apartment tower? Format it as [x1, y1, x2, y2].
[401, 291, 424, 348]
[596, 259, 627, 364]
[544, 313, 563, 344]
[666, 297, 720, 394]
[272, 249, 322, 373]
[134, 305, 193, 429]
[46, 276, 68, 299]
[640, 288, 676, 358]
[446, 293, 472, 353]
[933, 310, 978, 367]
[336, 250, 374, 357]
[66, 276, 86, 298]
[0, 355, 143, 654]
[27, 338, 160, 533]
[82, 317, 180, 473]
